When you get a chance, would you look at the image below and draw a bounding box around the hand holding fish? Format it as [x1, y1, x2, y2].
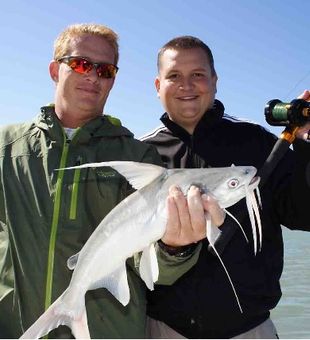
[161, 185, 225, 247]
[296, 89, 310, 141]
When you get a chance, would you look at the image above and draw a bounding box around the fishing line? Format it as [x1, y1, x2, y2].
[283, 69, 310, 100]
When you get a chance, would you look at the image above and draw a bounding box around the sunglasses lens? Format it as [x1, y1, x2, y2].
[68, 58, 92, 74]
[60, 57, 117, 78]
[96, 64, 117, 79]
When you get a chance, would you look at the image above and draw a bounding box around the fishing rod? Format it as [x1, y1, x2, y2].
[258, 98, 310, 186]
[211, 98, 310, 255]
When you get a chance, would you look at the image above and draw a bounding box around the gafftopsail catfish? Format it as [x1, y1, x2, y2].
[21, 161, 261, 339]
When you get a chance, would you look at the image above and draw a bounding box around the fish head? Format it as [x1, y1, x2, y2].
[167, 166, 260, 209]
[205, 166, 260, 208]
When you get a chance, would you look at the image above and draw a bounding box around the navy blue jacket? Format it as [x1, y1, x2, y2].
[141, 99, 310, 338]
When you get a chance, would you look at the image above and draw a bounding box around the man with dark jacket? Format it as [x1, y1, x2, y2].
[142, 35, 310, 338]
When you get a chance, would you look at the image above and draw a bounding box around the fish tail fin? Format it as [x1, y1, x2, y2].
[20, 291, 90, 339]
[71, 307, 90, 339]
[20, 295, 69, 339]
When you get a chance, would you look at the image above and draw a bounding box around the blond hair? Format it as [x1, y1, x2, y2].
[53, 23, 119, 64]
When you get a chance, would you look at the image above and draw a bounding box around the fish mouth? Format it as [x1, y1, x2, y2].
[248, 176, 260, 190]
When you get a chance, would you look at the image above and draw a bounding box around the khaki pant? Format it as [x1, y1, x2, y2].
[146, 317, 279, 339]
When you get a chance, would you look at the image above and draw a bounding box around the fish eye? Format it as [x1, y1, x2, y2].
[228, 178, 239, 188]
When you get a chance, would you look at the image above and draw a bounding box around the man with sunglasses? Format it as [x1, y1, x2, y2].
[142, 36, 310, 338]
[0, 25, 224, 338]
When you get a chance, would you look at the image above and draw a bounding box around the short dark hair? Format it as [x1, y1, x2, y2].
[157, 35, 216, 75]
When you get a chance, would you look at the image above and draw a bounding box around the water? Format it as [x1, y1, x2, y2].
[271, 228, 310, 338]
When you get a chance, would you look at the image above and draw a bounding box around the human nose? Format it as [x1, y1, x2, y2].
[85, 66, 100, 83]
[178, 76, 194, 90]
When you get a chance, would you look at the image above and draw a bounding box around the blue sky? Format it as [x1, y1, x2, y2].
[0, 0, 309, 138]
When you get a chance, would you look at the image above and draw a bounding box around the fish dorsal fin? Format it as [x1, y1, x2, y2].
[100, 161, 166, 190]
[67, 252, 80, 270]
[139, 243, 159, 290]
[59, 161, 166, 190]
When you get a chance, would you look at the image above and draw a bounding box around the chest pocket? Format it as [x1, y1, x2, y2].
[78, 166, 131, 225]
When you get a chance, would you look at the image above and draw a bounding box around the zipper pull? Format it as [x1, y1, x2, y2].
[75, 156, 82, 166]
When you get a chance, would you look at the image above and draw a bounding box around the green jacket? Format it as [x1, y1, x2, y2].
[0, 106, 199, 338]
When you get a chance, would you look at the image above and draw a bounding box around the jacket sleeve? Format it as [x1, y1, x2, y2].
[0, 179, 13, 303]
[154, 243, 202, 285]
[0, 178, 22, 338]
[139, 143, 164, 167]
[238, 125, 310, 239]
[279, 139, 310, 229]
[130, 243, 202, 286]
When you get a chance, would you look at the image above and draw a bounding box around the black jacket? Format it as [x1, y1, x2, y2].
[141, 100, 310, 338]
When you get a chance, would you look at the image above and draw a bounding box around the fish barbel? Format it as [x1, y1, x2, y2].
[20, 161, 261, 339]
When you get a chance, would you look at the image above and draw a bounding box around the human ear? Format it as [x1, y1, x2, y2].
[212, 73, 218, 94]
[49, 60, 59, 83]
[155, 77, 160, 97]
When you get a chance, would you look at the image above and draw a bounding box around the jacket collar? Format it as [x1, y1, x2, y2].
[160, 99, 225, 142]
[35, 105, 133, 144]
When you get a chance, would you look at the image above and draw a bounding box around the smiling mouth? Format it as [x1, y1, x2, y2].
[77, 87, 99, 94]
[78, 88, 98, 95]
[178, 95, 198, 101]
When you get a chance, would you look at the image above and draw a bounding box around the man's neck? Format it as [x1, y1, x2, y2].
[54, 106, 100, 128]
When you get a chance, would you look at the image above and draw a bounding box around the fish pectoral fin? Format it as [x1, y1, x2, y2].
[59, 161, 166, 190]
[139, 243, 159, 290]
[67, 252, 80, 270]
[205, 213, 221, 247]
[100, 263, 130, 306]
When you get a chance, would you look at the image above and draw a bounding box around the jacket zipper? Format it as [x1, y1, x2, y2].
[188, 135, 206, 168]
[69, 128, 81, 220]
[69, 157, 82, 220]
[44, 133, 70, 311]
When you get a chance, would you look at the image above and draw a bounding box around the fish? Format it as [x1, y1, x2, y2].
[20, 161, 261, 339]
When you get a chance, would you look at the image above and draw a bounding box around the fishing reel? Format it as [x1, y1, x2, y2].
[259, 98, 310, 185]
[265, 98, 310, 127]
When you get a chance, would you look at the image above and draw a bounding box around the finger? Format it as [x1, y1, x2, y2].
[202, 194, 226, 227]
[170, 185, 192, 231]
[296, 121, 310, 141]
[187, 186, 206, 236]
[163, 195, 180, 240]
[162, 186, 189, 246]
[297, 89, 310, 101]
